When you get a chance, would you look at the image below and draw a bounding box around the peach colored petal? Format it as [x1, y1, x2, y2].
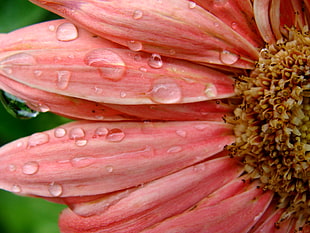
[0, 121, 234, 197]
[30, 0, 258, 69]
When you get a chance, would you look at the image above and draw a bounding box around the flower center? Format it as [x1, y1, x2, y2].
[227, 27, 310, 225]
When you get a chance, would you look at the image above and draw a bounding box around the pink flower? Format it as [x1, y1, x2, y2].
[0, 0, 309, 232]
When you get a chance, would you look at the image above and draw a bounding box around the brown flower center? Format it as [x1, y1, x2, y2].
[227, 27, 310, 226]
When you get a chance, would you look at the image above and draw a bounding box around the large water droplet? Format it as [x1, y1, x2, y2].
[11, 184, 22, 193]
[127, 40, 143, 51]
[94, 127, 108, 137]
[132, 10, 143, 19]
[219, 50, 240, 65]
[56, 22, 79, 41]
[0, 52, 37, 66]
[22, 161, 39, 175]
[84, 48, 126, 81]
[54, 128, 67, 138]
[148, 54, 163, 69]
[48, 182, 63, 197]
[28, 133, 49, 147]
[150, 78, 182, 103]
[71, 156, 95, 168]
[69, 127, 85, 140]
[106, 128, 125, 142]
[56, 70, 71, 89]
[204, 83, 217, 98]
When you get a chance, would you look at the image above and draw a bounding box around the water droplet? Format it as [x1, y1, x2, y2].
[176, 130, 187, 138]
[120, 91, 127, 98]
[106, 128, 125, 142]
[28, 133, 49, 147]
[56, 70, 71, 89]
[167, 146, 182, 153]
[169, 49, 176, 55]
[0, 52, 37, 66]
[69, 127, 85, 140]
[139, 67, 147, 72]
[56, 22, 78, 41]
[188, 1, 196, 8]
[134, 54, 142, 61]
[193, 163, 206, 172]
[8, 164, 16, 172]
[11, 184, 22, 193]
[94, 86, 103, 94]
[48, 182, 63, 197]
[231, 22, 237, 30]
[194, 124, 208, 130]
[94, 127, 108, 137]
[27, 102, 50, 112]
[34, 70, 42, 77]
[127, 40, 143, 51]
[106, 165, 114, 173]
[16, 141, 24, 148]
[48, 25, 56, 31]
[214, 22, 219, 28]
[204, 83, 217, 98]
[132, 10, 143, 19]
[71, 156, 95, 168]
[75, 139, 88, 147]
[148, 54, 163, 69]
[219, 50, 240, 65]
[22, 161, 39, 175]
[150, 78, 182, 103]
[54, 128, 66, 138]
[84, 48, 126, 81]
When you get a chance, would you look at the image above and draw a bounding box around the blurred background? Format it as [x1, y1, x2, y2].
[0, 0, 71, 232]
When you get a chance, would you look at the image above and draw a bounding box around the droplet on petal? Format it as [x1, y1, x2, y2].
[148, 54, 163, 69]
[167, 146, 182, 153]
[56, 22, 79, 41]
[204, 83, 218, 98]
[56, 70, 71, 90]
[69, 127, 85, 140]
[188, 1, 196, 8]
[22, 161, 39, 175]
[175, 130, 187, 138]
[28, 133, 49, 147]
[75, 139, 88, 147]
[94, 127, 108, 137]
[105, 165, 114, 173]
[106, 128, 125, 142]
[219, 50, 240, 65]
[0, 52, 37, 66]
[70, 156, 95, 168]
[127, 40, 143, 51]
[48, 182, 63, 197]
[11, 184, 22, 193]
[84, 48, 126, 81]
[149, 78, 182, 104]
[8, 164, 16, 172]
[54, 128, 67, 138]
[132, 10, 143, 19]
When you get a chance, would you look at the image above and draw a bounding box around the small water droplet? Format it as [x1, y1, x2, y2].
[75, 139, 88, 147]
[204, 83, 217, 98]
[148, 54, 163, 69]
[8, 164, 16, 172]
[95, 115, 104, 120]
[94, 127, 108, 137]
[176, 130, 187, 138]
[167, 146, 182, 153]
[34, 70, 42, 77]
[48, 182, 63, 197]
[127, 40, 143, 51]
[84, 48, 126, 81]
[231, 22, 237, 30]
[56, 70, 71, 89]
[219, 50, 240, 65]
[94, 86, 103, 94]
[105, 165, 114, 173]
[28, 102, 50, 112]
[71, 156, 95, 168]
[16, 141, 24, 148]
[56, 22, 78, 41]
[132, 10, 143, 19]
[11, 184, 22, 193]
[194, 124, 208, 130]
[120, 91, 127, 98]
[214, 22, 219, 27]
[28, 133, 49, 147]
[22, 161, 39, 175]
[69, 127, 85, 140]
[54, 128, 66, 138]
[188, 1, 196, 8]
[48, 25, 56, 31]
[150, 78, 182, 103]
[134, 54, 142, 61]
[169, 49, 176, 55]
[193, 163, 206, 172]
[139, 67, 147, 72]
[106, 128, 125, 142]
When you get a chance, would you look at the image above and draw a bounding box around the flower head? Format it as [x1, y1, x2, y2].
[0, 0, 310, 232]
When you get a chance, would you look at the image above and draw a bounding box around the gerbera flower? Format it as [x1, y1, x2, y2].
[0, 0, 309, 232]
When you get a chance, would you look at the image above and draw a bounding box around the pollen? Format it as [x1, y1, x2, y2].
[227, 27, 310, 226]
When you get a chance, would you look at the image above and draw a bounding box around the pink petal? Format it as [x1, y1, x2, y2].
[30, 0, 258, 68]
[0, 120, 234, 197]
[0, 48, 235, 104]
[58, 156, 243, 232]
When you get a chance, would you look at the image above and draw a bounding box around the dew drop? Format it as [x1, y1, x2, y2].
[139, 67, 148, 72]
[132, 10, 143, 19]
[167, 146, 182, 153]
[231, 22, 237, 30]
[127, 40, 143, 51]
[148, 54, 163, 69]
[28, 133, 49, 147]
[54, 128, 66, 138]
[84, 48, 126, 81]
[48, 25, 56, 32]
[106, 165, 114, 173]
[75, 139, 88, 147]
[34, 70, 42, 77]
[69, 127, 85, 140]
[219, 50, 240, 65]
[16, 141, 24, 148]
[0, 52, 37, 66]
[48, 182, 63, 197]
[71, 156, 95, 168]
[194, 124, 208, 131]
[150, 78, 182, 104]
[120, 91, 127, 98]
[56, 22, 78, 41]
[188, 1, 196, 8]
[56, 70, 71, 89]
[8, 164, 16, 172]
[204, 83, 217, 98]
[27, 102, 50, 112]
[94, 127, 108, 137]
[106, 128, 125, 142]
[11, 184, 22, 193]
[134, 54, 142, 61]
[176, 130, 187, 138]
[22, 161, 39, 175]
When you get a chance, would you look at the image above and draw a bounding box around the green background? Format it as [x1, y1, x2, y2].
[0, 0, 70, 232]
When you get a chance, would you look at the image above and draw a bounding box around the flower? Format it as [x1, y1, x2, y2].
[0, 0, 309, 232]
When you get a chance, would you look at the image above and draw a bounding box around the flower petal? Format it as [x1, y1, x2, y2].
[30, 0, 258, 68]
[0, 120, 234, 197]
